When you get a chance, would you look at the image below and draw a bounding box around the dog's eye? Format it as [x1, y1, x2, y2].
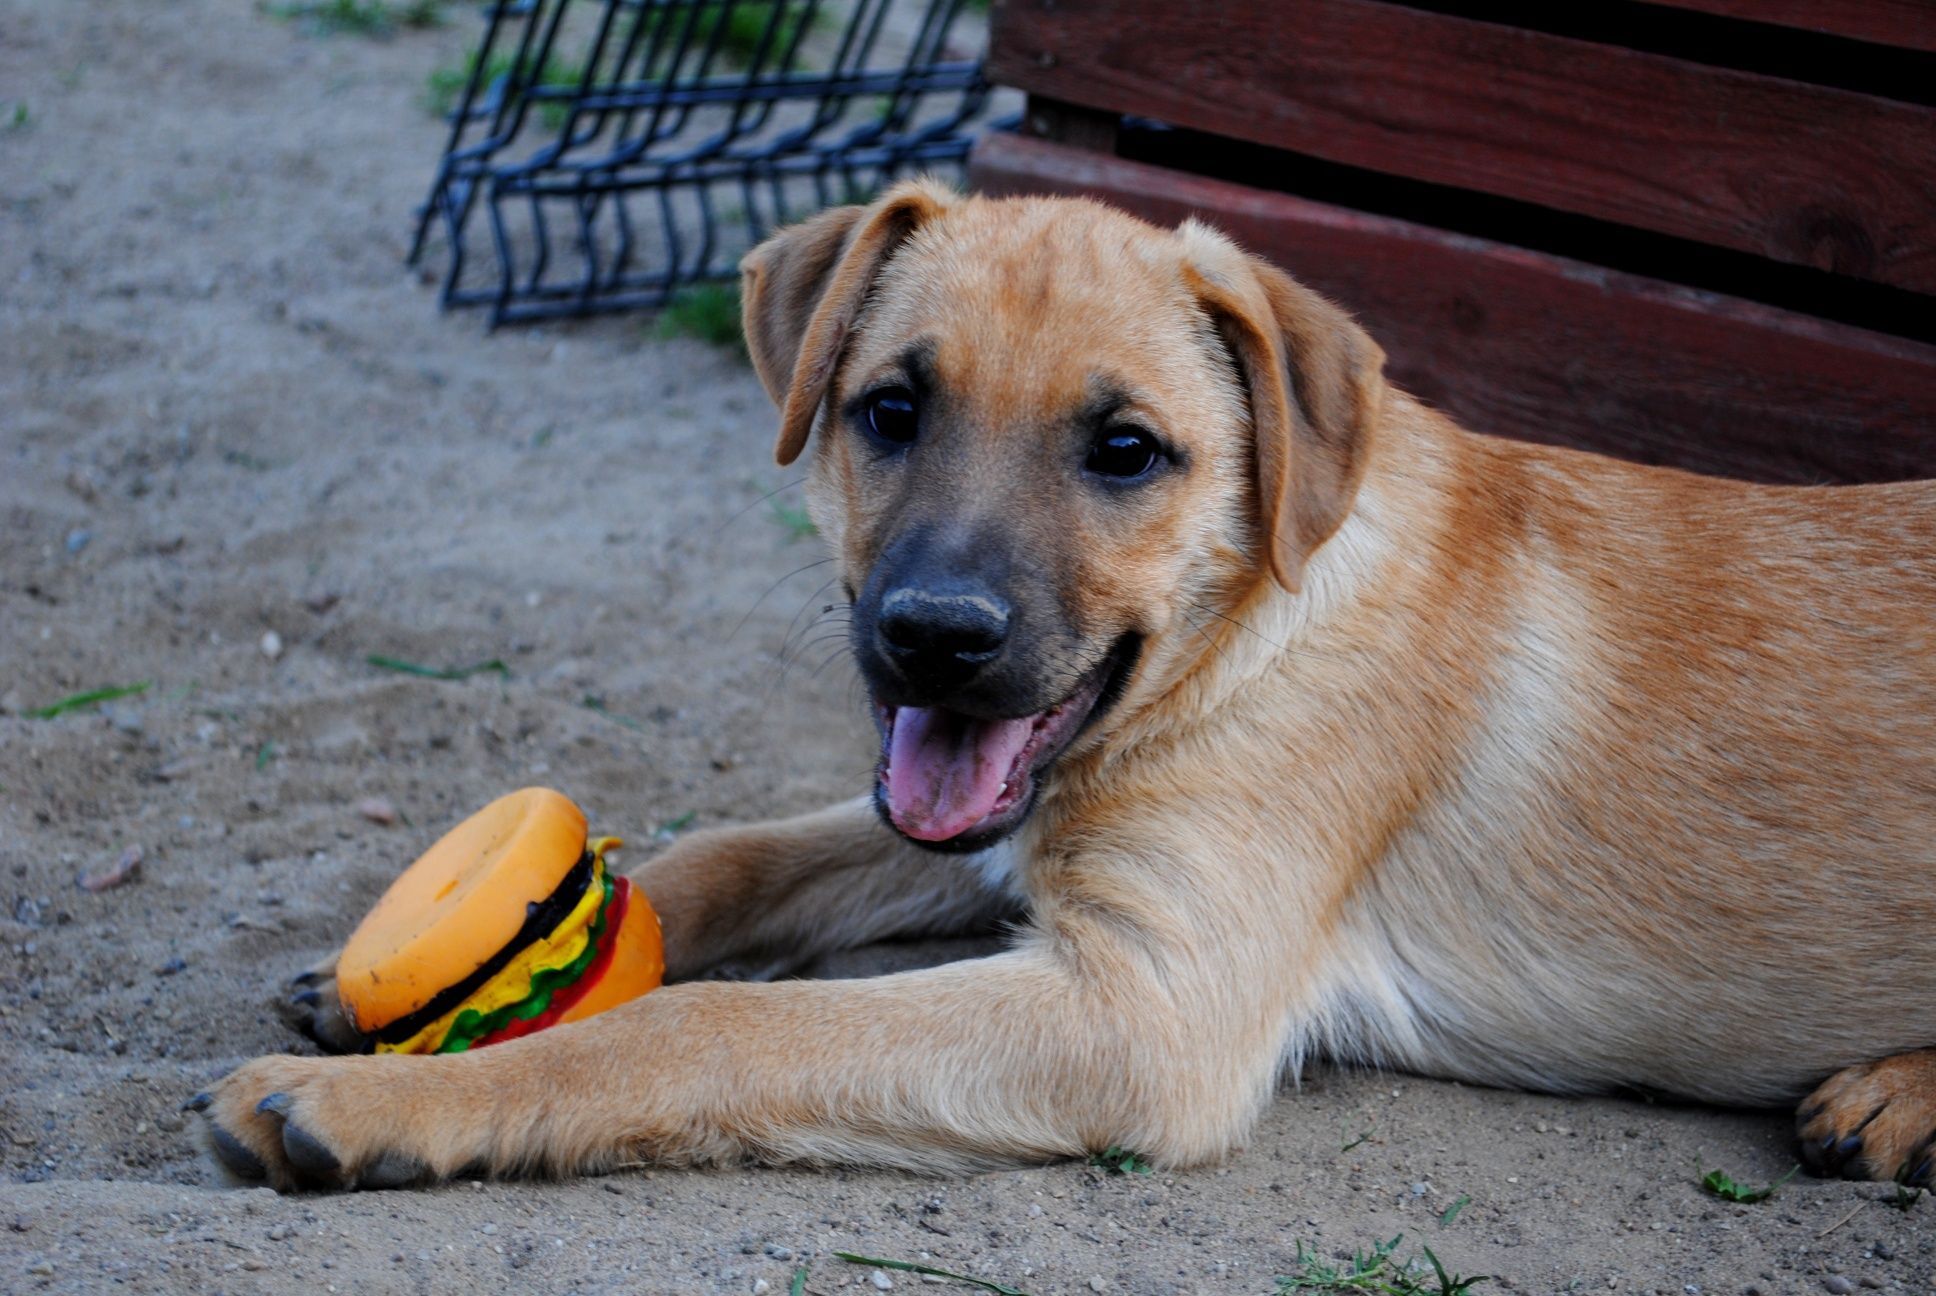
[1085, 428, 1162, 480]
[866, 387, 919, 445]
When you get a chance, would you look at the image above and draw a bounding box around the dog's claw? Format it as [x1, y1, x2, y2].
[182, 1091, 213, 1113]
[290, 988, 321, 1009]
[256, 1091, 295, 1119]
[280, 1121, 343, 1182]
[290, 970, 321, 989]
[209, 1125, 267, 1181]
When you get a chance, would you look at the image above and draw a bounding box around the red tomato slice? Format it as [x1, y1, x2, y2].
[471, 876, 632, 1049]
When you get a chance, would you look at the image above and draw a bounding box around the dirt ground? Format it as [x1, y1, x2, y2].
[1, 3, 1931, 1293]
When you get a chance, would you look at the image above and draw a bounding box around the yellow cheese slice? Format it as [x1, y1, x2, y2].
[377, 858, 607, 1055]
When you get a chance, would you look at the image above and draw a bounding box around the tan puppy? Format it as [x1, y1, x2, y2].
[199, 181, 1936, 1192]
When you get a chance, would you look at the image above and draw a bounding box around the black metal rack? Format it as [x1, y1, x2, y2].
[408, 0, 999, 325]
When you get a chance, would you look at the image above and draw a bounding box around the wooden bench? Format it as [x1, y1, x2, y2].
[970, 0, 1936, 483]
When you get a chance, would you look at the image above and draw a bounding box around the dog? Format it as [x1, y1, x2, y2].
[195, 180, 1936, 1192]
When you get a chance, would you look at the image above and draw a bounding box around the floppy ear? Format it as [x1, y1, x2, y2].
[739, 181, 955, 466]
[1184, 244, 1387, 593]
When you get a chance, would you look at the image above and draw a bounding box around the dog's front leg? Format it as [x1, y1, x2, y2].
[279, 797, 1015, 1050]
[631, 796, 1019, 981]
[198, 925, 1270, 1188]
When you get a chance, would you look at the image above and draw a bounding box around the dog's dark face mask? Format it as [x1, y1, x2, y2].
[837, 375, 1149, 850]
[738, 184, 1385, 851]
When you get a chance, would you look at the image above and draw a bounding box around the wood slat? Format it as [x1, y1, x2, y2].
[987, 0, 1936, 294]
[1637, 0, 1936, 53]
[968, 132, 1936, 484]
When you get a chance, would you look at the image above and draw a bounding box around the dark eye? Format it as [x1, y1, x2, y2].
[1085, 427, 1163, 480]
[866, 387, 919, 445]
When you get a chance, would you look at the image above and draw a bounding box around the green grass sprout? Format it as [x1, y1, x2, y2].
[654, 281, 745, 354]
[789, 1268, 808, 1296]
[265, 0, 447, 37]
[769, 499, 817, 542]
[1697, 1163, 1798, 1204]
[424, 48, 584, 127]
[1088, 1145, 1152, 1175]
[255, 741, 278, 771]
[653, 811, 698, 842]
[1276, 1234, 1489, 1296]
[582, 694, 646, 731]
[365, 654, 508, 681]
[833, 1252, 1030, 1296]
[1438, 1194, 1470, 1226]
[27, 682, 151, 720]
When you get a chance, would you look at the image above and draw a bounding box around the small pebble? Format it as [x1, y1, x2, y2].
[64, 529, 90, 554]
[79, 845, 142, 893]
[1089, 1279, 1109, 1293]
[1825, 1278, 1855, 1295]
[260, 630, 283, 660]
[356, 797, 399, 826]
[1026, 1204, 1044, 1218]
[752, 1281, 770, 1295]
[871, 1270, 894, 1290]
[27, 1259, 54, 1275]
[764, 1245, 793, 1260]
[1875, 1243, 1894, 1260]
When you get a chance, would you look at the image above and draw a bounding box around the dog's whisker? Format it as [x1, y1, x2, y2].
[778, 609, 851, 669]
[775, 578, 845, 664]
[1179, 609, 1234, 667]
[729, 557, 838, 644]
[713, 475, 809, 535]
[1185, 599, 1320, 661]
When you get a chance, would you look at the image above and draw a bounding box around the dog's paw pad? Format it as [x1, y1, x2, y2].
[274, 972, 368, 1055]
[208, 1123, 268, 1181]
[1798, 1050, 1936, 1184]
[358, 1151, 427, 1190]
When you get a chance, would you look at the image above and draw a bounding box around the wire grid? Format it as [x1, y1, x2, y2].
[408, 0, 998, 325]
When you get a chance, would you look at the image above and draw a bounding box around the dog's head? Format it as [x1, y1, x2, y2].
[740, 181, 1386, 851]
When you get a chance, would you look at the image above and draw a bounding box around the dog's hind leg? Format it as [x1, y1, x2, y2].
[1795, 1049, 1936, 1186]
[625, 795, 1020, 981]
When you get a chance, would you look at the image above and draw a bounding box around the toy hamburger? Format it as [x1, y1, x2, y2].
[336, 787, 664, 1054]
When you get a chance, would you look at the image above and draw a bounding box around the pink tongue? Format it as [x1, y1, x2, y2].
[884, 706, 1036, 841]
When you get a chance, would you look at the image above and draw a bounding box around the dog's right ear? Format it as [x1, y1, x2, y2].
[740, 181, 954, 466]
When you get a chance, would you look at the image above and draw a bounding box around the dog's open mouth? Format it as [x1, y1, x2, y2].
[872, 634, 1140, 850]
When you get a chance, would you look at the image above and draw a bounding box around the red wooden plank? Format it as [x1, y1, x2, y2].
[987, 0, 1936, 295]
[1637, 0, 1936, 53]
[968, 132, 1936, 484]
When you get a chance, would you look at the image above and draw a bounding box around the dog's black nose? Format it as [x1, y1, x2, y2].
[877, 587, 1010, 685]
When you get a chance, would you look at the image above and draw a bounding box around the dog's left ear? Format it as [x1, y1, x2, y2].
[740, 180, 955, 466]
[1183, 234, 1387, 593]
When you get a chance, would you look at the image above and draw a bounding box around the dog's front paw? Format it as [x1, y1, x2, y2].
[273, 957, 369, 1055]
[187, 1055, 432, 1192]
[1797, 1049, 1936, 1186]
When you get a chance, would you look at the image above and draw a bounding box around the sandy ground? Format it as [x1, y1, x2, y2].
[1, 2, 1931, 1293]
